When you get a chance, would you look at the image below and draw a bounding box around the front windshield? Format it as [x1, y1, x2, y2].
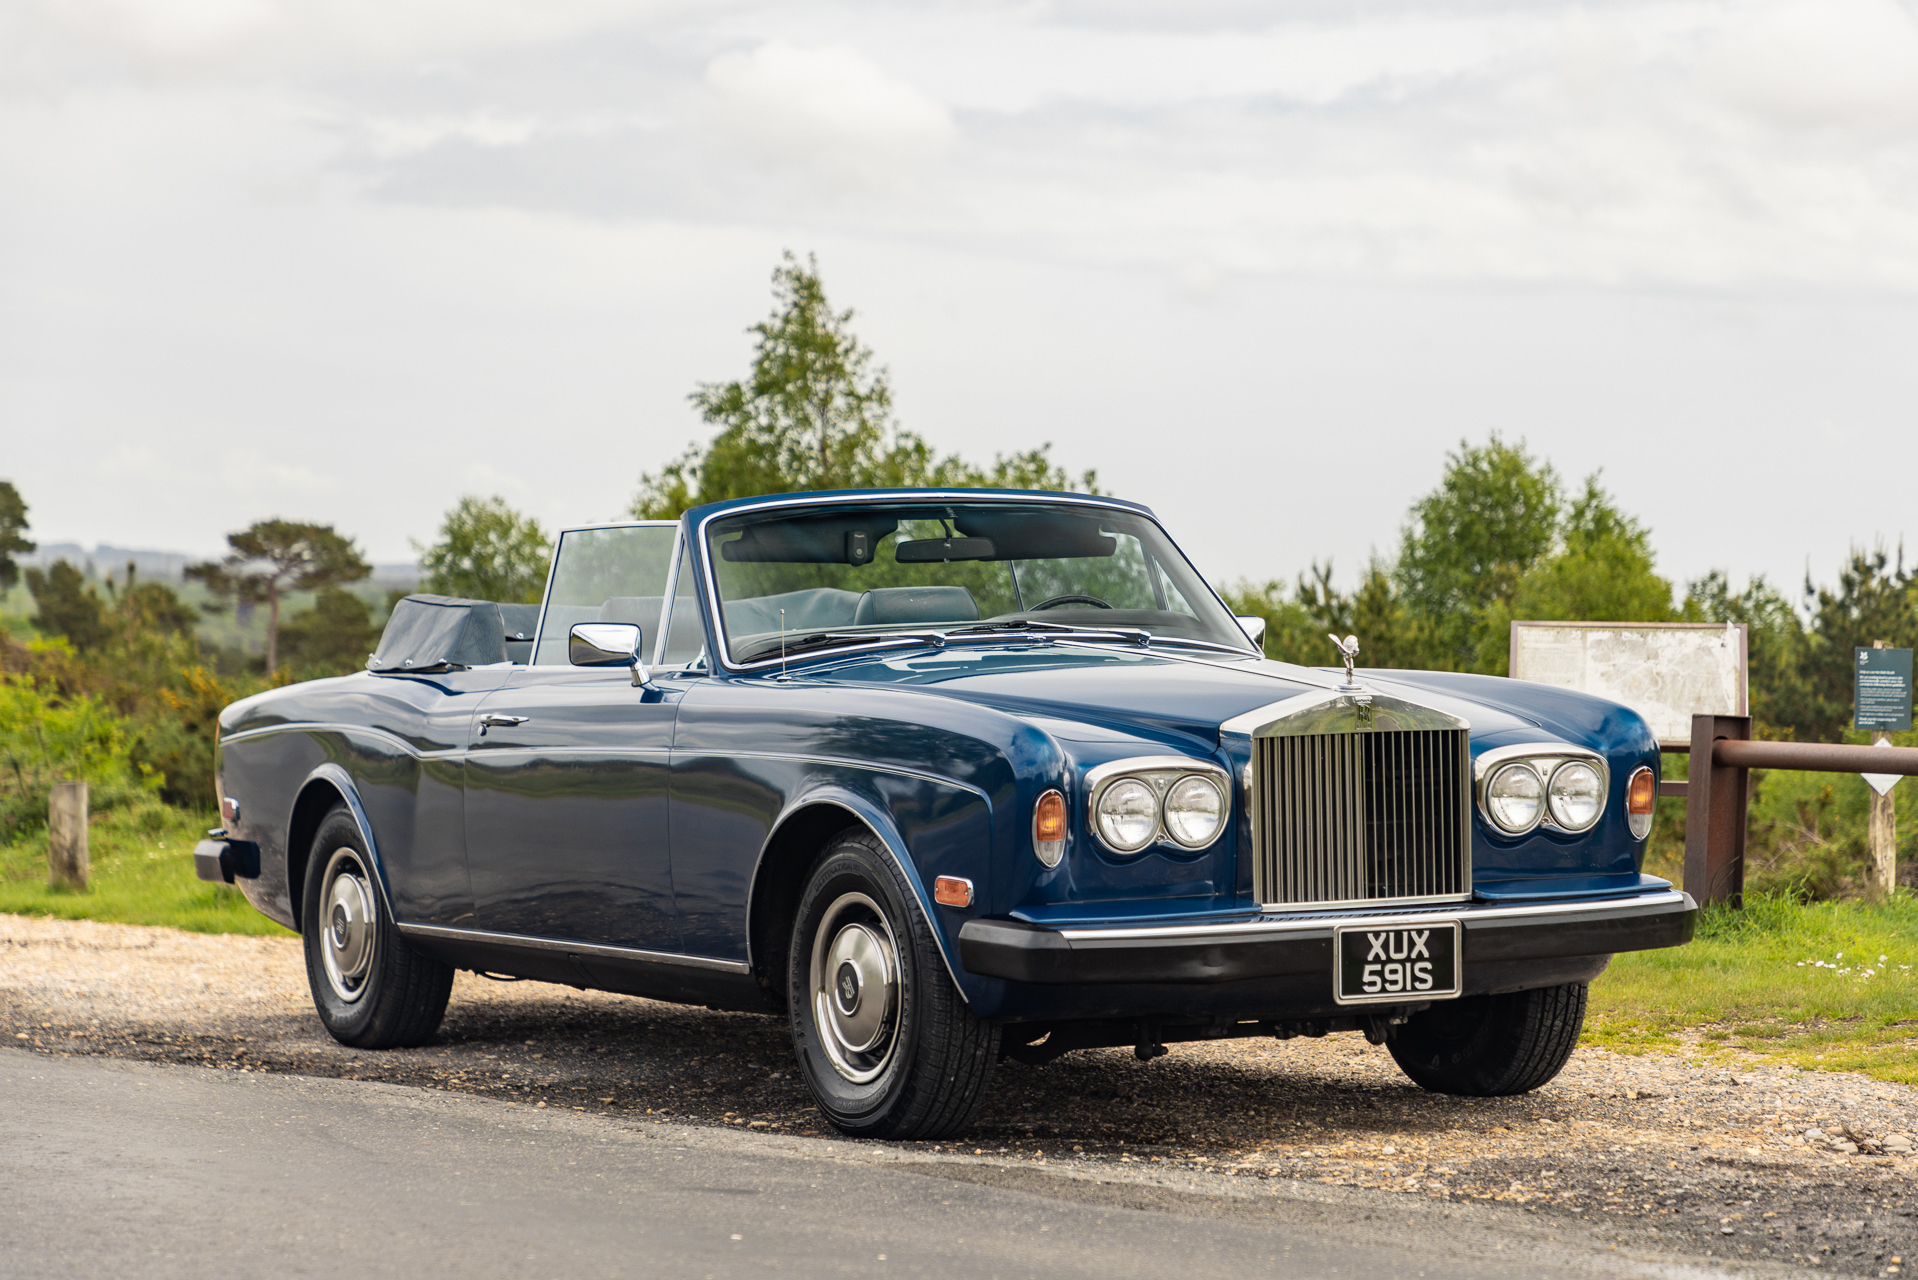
[704, 500, 1252, 665]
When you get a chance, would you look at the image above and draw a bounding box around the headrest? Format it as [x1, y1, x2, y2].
[852, 586, 981, 626]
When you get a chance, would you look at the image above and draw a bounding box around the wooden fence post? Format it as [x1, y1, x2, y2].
[1684, 713, 1751, 908]
[1869, 766, 1897, 899]
[48, 780, 89, 891]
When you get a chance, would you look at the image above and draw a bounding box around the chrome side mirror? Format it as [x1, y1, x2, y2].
[570, 623, 651, 688]
[1235, 615, 1267, 648]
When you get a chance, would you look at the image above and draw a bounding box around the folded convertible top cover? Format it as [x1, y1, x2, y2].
[368, 595, 508, 672]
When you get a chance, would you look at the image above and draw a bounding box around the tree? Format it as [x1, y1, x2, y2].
[0, 482, 32, 592]
[415, 495, 552, 604]
[102, 563, 196, 647]
[1394, 436, 1561, 669]
[187, 520, 370, 674]
[635, 252, 1096, 519]
[279, 587, 381, 676]
[1787, 548, 1917, 742]
[1684, 570, 1807, 738]
[1477, 476, 1677, 671]
[25, 561, 108, 650]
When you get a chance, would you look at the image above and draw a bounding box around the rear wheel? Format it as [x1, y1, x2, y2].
[301, 807, 453, 1048]
[1386, 982, 1587, 1096]
[787, 830, 999, 1139]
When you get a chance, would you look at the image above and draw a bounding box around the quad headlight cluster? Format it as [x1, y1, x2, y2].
[1082, 758, 1233, 856]
[1476, 747, 1611, 837]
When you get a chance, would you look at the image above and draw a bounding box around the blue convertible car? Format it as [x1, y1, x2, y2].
[200, 489, 1692, 1138]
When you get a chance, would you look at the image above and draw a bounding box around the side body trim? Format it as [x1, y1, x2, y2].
[224, 721, 463, 760]
[396, 922, 750, 974]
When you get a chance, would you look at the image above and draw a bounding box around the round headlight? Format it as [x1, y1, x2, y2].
[1163, 775, 1225, 848]
[1095, 779, 1158, 853]
[1485, 762, 1544, 834]
[1548, 761, 1605, 832]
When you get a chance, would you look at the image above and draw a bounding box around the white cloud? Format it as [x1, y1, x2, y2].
[18, 0, 683, 70]
[1708, 0, 1918, 127]
[704, 40, 953, 181]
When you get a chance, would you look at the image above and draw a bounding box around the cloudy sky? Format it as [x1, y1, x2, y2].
[5, 0, 1918, 599]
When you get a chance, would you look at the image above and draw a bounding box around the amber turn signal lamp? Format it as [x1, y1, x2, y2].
[933, 876, 973, 908]
[1033, 789, 1067, 869]
[1625, 766, 1656, 840]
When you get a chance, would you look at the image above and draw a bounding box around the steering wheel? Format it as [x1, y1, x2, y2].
[1030, 594, 1113, 611]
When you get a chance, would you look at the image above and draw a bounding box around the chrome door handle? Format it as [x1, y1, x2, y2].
[478, 714, 529, 728]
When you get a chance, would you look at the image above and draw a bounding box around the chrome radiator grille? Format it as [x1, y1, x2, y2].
[1250, 729, 1471, 908]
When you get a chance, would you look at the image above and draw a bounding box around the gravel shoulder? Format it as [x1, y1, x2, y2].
[6, 912, 1916, 1277]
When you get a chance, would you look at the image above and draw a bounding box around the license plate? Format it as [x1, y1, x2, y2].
[1333, 920, 1461, 1005]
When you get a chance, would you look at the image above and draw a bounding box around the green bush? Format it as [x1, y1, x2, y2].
[0, 673, 162, 839]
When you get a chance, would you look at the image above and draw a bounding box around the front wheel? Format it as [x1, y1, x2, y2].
[788, 831, 999, 1139]
[301, 807, 453, 1049]
[1386, 982, 1587, 1096]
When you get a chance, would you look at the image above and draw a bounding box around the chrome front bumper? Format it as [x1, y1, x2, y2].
[957, 890, 1697, 986]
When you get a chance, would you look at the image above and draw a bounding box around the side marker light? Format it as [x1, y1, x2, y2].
[933, 876, 973, 908]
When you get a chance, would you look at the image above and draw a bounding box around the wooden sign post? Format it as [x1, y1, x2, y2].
[1857, 640, 1911, 899]
[48, 779, 89, 892]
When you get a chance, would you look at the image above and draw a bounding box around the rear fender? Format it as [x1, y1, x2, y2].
[286, 763, 395, 932]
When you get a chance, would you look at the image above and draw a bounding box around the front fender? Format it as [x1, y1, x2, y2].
[749, 774, 1001, 1009]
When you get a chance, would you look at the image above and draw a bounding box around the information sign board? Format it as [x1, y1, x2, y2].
[1855, 647, 1913, 732]
[1510, 621, 1748, 746]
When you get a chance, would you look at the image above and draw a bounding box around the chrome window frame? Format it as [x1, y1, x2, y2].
[1472, 742, 1610, 837]
[691, 491, 1260, 675]
[1083, 755, 1234, 855]
[530, 519, 683, 670]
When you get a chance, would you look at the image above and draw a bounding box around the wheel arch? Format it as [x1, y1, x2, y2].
[745, 788, 970, 1013]
[286, 764, 393, 933]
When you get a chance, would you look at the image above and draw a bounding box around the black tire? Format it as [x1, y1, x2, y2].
[787, 830, 1000, 1140]
[301, 807, 453, 1049]
[1386, 982, 1587, 1096]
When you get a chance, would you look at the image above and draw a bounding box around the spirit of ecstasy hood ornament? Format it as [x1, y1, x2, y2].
[1328, 633, 1363, 691]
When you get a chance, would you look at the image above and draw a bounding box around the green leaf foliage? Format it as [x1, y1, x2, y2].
[1394, 436, 1562, 669]
[416, 494, 552, 604]
[0, 673, 163, 839]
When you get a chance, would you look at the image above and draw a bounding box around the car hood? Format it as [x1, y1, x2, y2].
[817, 644, 1554, 751]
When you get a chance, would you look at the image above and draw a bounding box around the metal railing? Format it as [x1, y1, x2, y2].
[1663, 715, 1918, 906]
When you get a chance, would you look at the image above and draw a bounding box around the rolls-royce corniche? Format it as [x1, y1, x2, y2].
[198, 489, 1693, 1139]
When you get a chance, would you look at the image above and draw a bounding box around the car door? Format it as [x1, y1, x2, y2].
[458, 521, 686, 952]
[462, 668, 685, 950]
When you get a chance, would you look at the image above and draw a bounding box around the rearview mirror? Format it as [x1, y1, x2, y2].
[1235, 615, 1267, 648]
[895, 536, 996, 563]
[570, 623, 650, 688]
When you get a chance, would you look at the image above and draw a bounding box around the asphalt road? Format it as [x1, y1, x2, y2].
[0, 1050, 1764, 1280]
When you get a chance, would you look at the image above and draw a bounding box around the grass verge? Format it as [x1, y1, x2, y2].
[1587, 893, 1918, 1084]
[0, 803, 293, 936]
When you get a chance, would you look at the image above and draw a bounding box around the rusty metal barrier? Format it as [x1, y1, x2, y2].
[1660, 714, 1918, 906]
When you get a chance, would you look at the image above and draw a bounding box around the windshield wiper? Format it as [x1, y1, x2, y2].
[737, 630, 947, 665]
[945, 621, 1155, 647]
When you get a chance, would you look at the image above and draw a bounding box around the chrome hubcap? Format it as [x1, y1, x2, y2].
[318, 847, 376, 1004]
[810, 892, 900, 1084]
